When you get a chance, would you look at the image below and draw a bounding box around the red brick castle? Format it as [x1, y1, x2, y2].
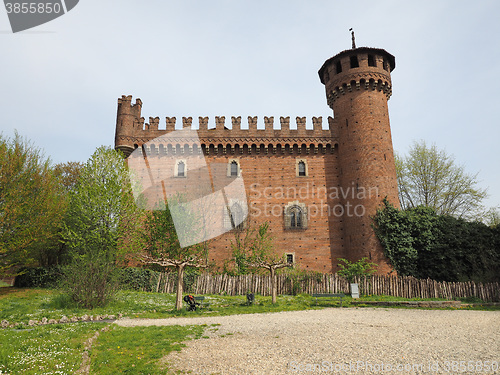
[114, 42, 400, 274]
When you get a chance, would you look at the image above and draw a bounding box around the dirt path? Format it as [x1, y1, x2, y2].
[115, 308, 500, 374]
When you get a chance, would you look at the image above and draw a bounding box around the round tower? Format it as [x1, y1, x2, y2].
[115, 95, 142, 157]
[318, 44, 400, 273]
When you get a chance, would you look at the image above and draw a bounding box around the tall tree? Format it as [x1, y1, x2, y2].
[0, 133, 65, 277]
[62, 146, 139, 308]
[34, 161, 85, 267]
[396, 140, 487, 220]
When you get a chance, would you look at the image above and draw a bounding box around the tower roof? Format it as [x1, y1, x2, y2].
[318, 47, 395, 84]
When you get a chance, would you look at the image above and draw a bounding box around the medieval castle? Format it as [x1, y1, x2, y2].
[114, 43, 400, 274]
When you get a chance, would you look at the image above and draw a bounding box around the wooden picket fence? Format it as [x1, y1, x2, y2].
[149, 273, 500, 302]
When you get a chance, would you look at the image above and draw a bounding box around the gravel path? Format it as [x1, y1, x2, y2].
[115, 308, 500, 374]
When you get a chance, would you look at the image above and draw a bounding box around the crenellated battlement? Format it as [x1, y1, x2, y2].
[136, 114, 335, 133]
[115, 95, 339, 157]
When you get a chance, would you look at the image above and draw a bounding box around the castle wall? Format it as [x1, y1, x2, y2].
[116, 44, 400, 275]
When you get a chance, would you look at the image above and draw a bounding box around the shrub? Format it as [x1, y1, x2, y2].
[13, 267, 62, 288]
[118, 267, 158, 292]
[60, 257, 119, 309]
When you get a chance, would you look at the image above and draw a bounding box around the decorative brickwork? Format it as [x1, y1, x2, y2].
[115, 45, 400, 274]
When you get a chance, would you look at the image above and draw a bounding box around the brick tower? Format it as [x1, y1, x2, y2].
[318, 42, 400, 273]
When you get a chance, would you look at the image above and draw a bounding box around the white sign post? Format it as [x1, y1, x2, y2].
[350, 283, 359, 299]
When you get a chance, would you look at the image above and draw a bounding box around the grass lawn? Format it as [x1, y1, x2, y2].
[0, 287, 497, 374]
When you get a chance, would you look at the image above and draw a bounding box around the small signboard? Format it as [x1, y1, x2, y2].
[350, 283, 359, 299]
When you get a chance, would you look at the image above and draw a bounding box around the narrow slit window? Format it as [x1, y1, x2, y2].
[230, 161, 238, 176]
[298, 161, 306, 176]
[350, 55, 359, 68]
[177, 161, 185, 177]
[368, 54, 376, 67]
[336, 61, 342, 74]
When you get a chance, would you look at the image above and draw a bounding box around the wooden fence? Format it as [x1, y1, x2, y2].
[149, 273, 500, 302]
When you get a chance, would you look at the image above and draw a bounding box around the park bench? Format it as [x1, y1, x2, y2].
[312, 293, 345, 307]
[183, 295, 210, 311]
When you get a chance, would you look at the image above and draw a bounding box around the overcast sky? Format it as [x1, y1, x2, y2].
[1, 1, 499, 212]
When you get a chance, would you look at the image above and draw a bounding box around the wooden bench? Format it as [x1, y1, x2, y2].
[312, 293, 345, 307]
[194, 296, 210, 308]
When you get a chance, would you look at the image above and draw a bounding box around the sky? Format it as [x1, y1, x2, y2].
[1, 1, 499, 212]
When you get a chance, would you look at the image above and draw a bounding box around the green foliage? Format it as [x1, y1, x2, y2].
[61, 257, 119, 309]
[0, 132, 66, 277]
[336, 257, 377, 283]
[281, 268, 324, 295]
[62, 146, 139, 308]
[64, 146, 139, 261]
[396, 140, 488, 220]
[141, 198, 207, 309]
[372, 198, 419, 276]
[118, 267, 157, 292]
[13, 266, 62, 288]
[373, 199, 500, 282]
[230, 222, 288, 272]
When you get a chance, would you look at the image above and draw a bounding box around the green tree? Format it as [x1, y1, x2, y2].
[140, 199, 207, 310]
[372, 199, 418, 276]
[232, 222, 291, 304]
[0, 133, 65, 277]
[62, 146, 139, 308]
[373, 199, 500, 282]
[35, 161, 85, 267]
[396, 140, 487, 220]
[337, 258, 377, 283]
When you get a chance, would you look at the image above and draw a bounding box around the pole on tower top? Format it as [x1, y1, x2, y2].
[349, 28, 356, 49]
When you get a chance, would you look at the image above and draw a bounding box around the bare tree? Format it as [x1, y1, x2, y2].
[140, 201, 207, 310]
[396, 140, 487, 220]
[232, 221, 291, 303]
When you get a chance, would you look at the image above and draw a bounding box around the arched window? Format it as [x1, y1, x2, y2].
[230, 203, 244, 230]
[177, 161, 185, 177]
[298, 161, 306, 176]
[227, 159, 240, 177]
[290, 206, 303, 228]
[296, 159, 308, 177]
[284, 202, 307, 230]
[230, 161, 238, 176]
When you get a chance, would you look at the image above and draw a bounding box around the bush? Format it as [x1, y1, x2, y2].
[60, 257, 118, 309]
[118, 268, 158, 292]
[13, 267, 62, 288]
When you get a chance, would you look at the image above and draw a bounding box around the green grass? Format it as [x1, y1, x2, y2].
[90, 324, 205, 374]
[0, 322, 106, 374]
[0, 287, 498, 374]
[2, 288, 498, 326]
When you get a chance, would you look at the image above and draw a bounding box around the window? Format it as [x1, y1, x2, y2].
[368, 54, 376, 67]
[290, 206, 303, 228]
[284, 201, 307, 230]
[227, 159, 240, 177]
[177, 161, 185, 177]
[175, 160, 187, 177]
[296, 159, 308, 177]
[335, 61, 342, 74]
[230, 161, 238, 176]
[350, 55, 359, 68]
[226, 202, 245, 230]
[298, 161, 306, 176]
[286, 253, 294, 264]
